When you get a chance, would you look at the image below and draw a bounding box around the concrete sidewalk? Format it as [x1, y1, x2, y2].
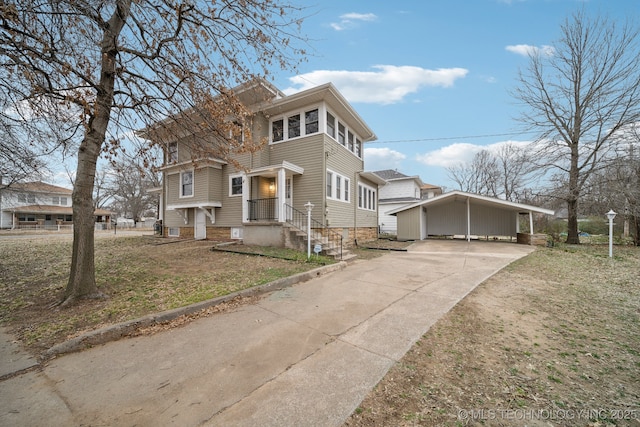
[0, 240, 534, 427]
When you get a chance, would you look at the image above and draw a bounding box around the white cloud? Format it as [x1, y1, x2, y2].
[416, 140, 532, 168]
[506, 44, 555, 57]
[364, 147, 406, 171]
[330, 12, 377, 31]
[283, 65, 468, 104]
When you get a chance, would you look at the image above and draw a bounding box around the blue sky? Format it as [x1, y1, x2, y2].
[271, 0, 639, 189]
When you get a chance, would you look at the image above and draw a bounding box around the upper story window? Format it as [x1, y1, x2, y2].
[52, 196, 59, 205]
[230, 175, 243, 196]
[326, 112, 335, 138]
[305, 109, 318, 134]
[18, 194, 26, 203]
[168, 141, 178, 163]
[347, 131, 354, 151]
[287, 114, 300, 139]
[229, 121, 244, 145]
[272, 119, 284, 142]
[337, 122, 345, 145]
[181, 170, 193, 197]
[271, 108, 319, 143]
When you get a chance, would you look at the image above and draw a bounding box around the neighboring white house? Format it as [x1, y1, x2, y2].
[373, 169, 442, 234]
[0, 181, 112, 229]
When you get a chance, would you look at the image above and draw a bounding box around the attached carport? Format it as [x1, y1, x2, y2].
[387, 191, 555, 242]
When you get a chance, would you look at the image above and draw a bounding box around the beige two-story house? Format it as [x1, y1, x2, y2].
[141, 79, 384, 256]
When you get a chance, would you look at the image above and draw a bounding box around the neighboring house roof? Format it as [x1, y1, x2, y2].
[387, 191, 555, 216]
[373, 169, 424, 187]
[358, 172, 387, 186]
[372, 169, 409, 180]
[8, 181, 72, 195]
[9, 205, 112, 216]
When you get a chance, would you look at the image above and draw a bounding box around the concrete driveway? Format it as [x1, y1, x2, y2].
[0, 240, 534, 427]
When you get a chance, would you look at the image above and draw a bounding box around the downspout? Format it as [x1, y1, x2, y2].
[354, 170, 361, 247]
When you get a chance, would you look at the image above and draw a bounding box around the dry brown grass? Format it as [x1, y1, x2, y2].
[0, 235, 335, 357]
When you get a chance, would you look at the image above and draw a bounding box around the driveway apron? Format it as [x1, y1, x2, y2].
[0, 240, 534, 427]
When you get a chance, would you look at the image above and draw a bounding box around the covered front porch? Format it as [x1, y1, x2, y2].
[242, 161, 304, 223]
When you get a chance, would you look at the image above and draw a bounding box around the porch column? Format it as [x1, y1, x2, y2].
[277, 168, 286, 222]
[516, 212, 520, 233]
[241, 173, 249, 223]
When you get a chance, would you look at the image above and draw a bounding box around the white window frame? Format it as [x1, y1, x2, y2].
[327, 169, 350, 203]
[60, 197, 68, 206]
[52, 196, 59, 205]
[168, 227, 180, 237]
[358, 183, 377, 211]
[270, 106, 320, 143]
[229, 174, 243, 197]
[180, 170, 194, 198]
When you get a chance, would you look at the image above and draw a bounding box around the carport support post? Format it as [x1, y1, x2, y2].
[466, 197, 471, 242]
[529, 211, 534, 235]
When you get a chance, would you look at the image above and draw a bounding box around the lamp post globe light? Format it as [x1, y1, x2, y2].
[607, 209, 617, 258]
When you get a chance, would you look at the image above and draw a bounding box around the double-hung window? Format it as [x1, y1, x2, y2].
[338, 123, 346, 145]
[230, 175, 243, 196]
[358, 183, 376, 211]
[326, 112, 336, 138]
[272, 119, 284, 142]
[305, 109, 319, 134]
[288, 114, 301, 138]
[326, 170, 350, 202]
[181, 171, 193, 197]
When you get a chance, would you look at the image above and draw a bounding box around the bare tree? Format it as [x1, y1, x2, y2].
[106, 158, 160, 223]
[447, 143, 537, 201]
[447, 149, 499, 197]
[512, 10, 640, 244]
[1, 0, 307, 306]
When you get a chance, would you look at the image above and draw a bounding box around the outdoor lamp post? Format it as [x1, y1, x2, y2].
[304, 201, 314, 259]
[607, 209, 617, 258]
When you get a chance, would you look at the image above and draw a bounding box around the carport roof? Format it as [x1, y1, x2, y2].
[387, 191, 555, 216]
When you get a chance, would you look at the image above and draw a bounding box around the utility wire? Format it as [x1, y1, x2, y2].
[370, 131, 539, 144]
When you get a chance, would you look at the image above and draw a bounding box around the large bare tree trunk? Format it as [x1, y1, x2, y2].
[61, 0, 131, 306]
[566, 145, 581, 244]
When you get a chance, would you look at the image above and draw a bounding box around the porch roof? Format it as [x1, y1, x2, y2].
[246, 161, 304, 177]
[6, 205, 112, 216]
[167, 202, 222, 210]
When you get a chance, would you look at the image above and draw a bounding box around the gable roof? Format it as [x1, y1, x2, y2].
[8, 181, 72, 195]
[387, 190, 555, 216]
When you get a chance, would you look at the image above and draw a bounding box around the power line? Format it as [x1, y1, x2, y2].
[370, 131, 538, 144]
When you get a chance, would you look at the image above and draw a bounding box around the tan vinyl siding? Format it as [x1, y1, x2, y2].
[324, 136, 364, 227]
[269, 134, 325, 215]
[165, 172, 181, 206]
[397, 207, 421, 241]
[356, 176, 380, 228]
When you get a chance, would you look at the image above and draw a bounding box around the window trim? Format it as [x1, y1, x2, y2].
[180, 170, 194, 198]
[229, 174, 243, 197]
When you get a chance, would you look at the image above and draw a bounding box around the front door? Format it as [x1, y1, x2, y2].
[195, 209, 206, 240]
